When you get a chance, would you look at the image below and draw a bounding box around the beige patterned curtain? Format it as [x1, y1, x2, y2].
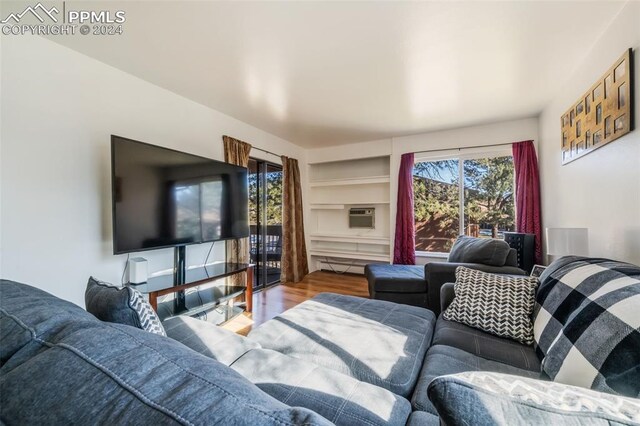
[222, 135, 252, 285]
[281, 156, 309, 283]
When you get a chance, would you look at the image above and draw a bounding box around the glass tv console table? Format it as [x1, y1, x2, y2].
[129, 262, 254, 324]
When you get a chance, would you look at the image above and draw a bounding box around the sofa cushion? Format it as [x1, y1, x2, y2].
[505, 248, 518, 267]
[440, 282, 456, 313]
[447, 235, 511, 266]
[0, 280, 332, 425]
[365, 264, 426, 293]
[163, 315, 260, 366]
[432, 317, 541, 372]
[1, 280, 99, 370]
[411, 345, 542, 414]
[406, 411, 440, 426]
[85, 277, 166, 336]
[231, 348, 411, 426]
[533, 257, 640, 397]
[249, 293, 436, 398]
[373, 291, 429, 308]
[443, 267, 538, 344]
[428, 372, 640, 426]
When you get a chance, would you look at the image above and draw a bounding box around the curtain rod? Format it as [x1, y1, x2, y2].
[251, 146, 282, 158]
[413, 140, 525, 156]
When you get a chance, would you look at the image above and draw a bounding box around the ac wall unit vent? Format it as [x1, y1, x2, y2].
[349, 208, 375, 229]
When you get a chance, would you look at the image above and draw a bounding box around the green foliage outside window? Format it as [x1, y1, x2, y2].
[249, 170, 283, 225]
[464, 157, 515, 238]
[413, 156, 515, 252]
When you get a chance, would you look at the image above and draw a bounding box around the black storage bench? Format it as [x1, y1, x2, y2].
[365, 264, 428, 308]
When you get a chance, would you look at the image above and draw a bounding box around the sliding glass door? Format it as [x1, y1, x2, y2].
[248, 158, 283, 290]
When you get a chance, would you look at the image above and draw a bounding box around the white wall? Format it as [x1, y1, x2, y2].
[538, 1, 640, 266]
[0, 35, 305, 307]
[390, 117, 540, 261]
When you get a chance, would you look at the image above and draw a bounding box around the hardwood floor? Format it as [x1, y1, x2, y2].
[222, 270, 368, 335]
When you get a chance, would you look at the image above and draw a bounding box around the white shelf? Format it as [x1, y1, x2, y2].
[309, 234, 390, 245]
[309, 175, 390, 187]
[309, 204, 346, 210]
[349, 201, 390, 204]
[309, 201, 390, 210]
[309, 249, 390, 262]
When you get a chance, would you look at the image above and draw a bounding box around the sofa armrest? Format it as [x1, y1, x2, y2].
[427, 372, 640, 426]
[425, 262, 526, 315]
[440, 283, 455, 313]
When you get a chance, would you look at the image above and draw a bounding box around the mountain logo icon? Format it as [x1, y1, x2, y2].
[1, 2, 59, 24]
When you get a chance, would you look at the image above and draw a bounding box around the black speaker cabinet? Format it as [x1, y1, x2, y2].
[504, 232, 535, 274]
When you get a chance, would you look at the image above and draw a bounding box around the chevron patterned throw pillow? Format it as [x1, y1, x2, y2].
[443, 267, 538, 344]
[128, 288, 166, 336]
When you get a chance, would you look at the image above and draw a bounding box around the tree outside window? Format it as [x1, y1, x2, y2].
[413, 155, 515, 253]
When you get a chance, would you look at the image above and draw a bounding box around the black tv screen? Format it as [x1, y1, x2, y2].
[111, 136, 249, 254]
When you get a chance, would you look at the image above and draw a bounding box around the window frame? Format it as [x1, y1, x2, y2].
[414, 145, 515, 257]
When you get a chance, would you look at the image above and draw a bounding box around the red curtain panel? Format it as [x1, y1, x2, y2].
[512, 141, 542, 264]
[393, 153, 416, 265]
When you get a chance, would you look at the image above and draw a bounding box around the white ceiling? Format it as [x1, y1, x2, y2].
[42, 1, 626, 147]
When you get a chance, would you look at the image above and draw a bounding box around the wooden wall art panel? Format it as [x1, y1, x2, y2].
[561, 49, 634, 165]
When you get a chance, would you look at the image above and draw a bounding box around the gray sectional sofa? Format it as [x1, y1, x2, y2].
[2, 255, 639, 425]
[366, 236, 526, 314]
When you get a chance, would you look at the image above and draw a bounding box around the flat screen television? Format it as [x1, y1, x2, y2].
[111, 136, 249, 254]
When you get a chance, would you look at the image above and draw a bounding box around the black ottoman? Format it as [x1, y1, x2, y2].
[364, 264, 428, 308]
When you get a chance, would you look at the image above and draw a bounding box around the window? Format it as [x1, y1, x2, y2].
[413, 149, 515, 254]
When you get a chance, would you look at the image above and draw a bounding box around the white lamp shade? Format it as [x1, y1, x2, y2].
[545, 228, 589, 256]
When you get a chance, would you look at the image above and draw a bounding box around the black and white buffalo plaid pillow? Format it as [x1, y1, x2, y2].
[533, 256, 640, 397]
[444, 267, 538, 344]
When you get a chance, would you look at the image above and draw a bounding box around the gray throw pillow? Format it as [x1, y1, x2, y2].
[447, 235, 511, 266]
[443, 267, 538, 344]
[428, 372, 640, 426]
[85, 277, 166, 336]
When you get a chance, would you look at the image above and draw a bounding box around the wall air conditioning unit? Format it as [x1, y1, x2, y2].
[349, 208, 375, 229]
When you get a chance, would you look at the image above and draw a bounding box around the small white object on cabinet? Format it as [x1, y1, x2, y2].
[129, 257, 148, 284]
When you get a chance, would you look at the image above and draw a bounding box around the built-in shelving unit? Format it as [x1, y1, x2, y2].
[308, 156, 392, 273]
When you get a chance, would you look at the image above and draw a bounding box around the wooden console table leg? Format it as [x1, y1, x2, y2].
[246, 265, 254, 313]
[149, 292, 158, 312]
